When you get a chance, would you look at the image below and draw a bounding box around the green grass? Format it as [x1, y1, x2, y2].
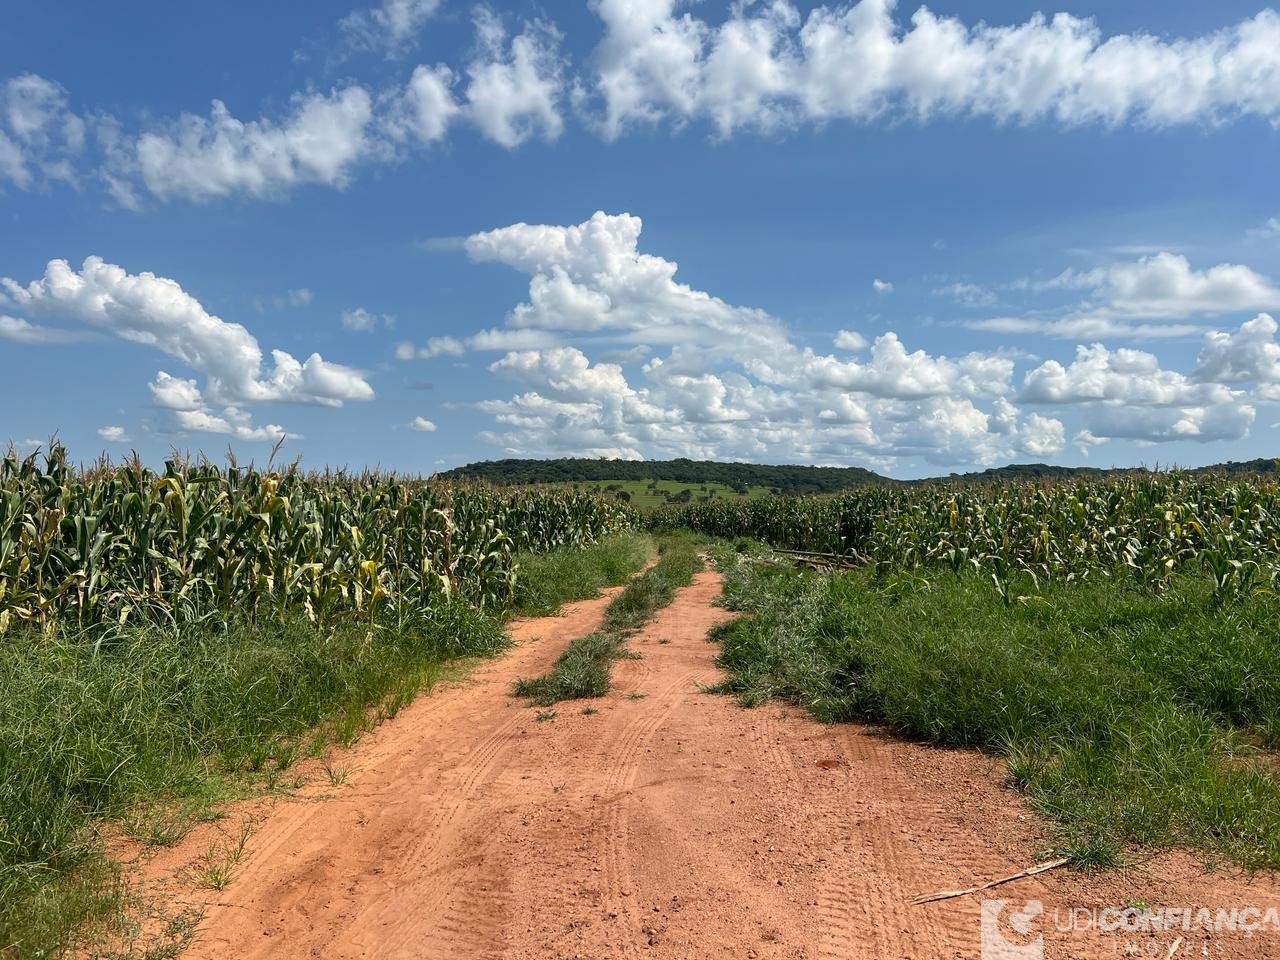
[0, 536, 651, 960]
[709, 549, 1280, 870]
[557, 479, 774, 511]
[513, 537, 705, 706]
[508, 532, 654, 616]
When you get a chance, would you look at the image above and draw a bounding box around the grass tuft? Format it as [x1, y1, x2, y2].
[512, 537, 704, 707]
[509, 533, 653, 617]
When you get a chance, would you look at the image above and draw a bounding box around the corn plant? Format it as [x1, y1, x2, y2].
[0, 443, 636, 634]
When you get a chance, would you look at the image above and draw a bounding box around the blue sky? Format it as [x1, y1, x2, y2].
[2, 0, 1280, 478]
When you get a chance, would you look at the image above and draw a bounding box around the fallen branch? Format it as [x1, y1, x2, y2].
[911, 857, 1070, 905]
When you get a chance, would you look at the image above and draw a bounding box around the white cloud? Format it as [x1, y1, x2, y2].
[459, 211, 1066, 469]
[1195, 313, 1280, 385]
[90, 13, 563, 204]
[1073, 429, 1109, 453]
[1041, 252, 1280, 318]
[175, 406, 299, 442]
[1247, 217, 1280, 240]
[871, 278, 893, 294]
[396, 335, 466, 359]
[0, 314, 81, 343]
[967, 314, 1205, 340]
[388, 65, 462, 145]
[463, 11, 564, 148]
[966, 251, 1280, 341]
[340, 0, 442, 57]
[124, 86, 377, 202]
[1021, 341, 1254, 446]
[833, 329, 868, 351]
[4, 257, 374, 408]
[583, 2, 1280, 137]
[935, 281, 996, 307]
[148, 372, 204, 410]
[341, 306, 394, 331]
[1022, 343, 1234, 406]
[408, 415, 438, 431]
[96, 425, 129, 443]
[0, 74, 85, 189]
[4, 258, 374, 444]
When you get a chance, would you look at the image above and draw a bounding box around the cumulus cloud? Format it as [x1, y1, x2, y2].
[1020, 342, 1253, 445]
[91, 13, 564, 203]
[14, 3, 1280, 204]
[123, 86, 378, 203]
[966, 252, 1280, 340]
[148, 372, 204, 410]
[1041, 252, 1280, 318]
[1022, 344, 1235, 407]
[340, 0, 442, 57]
[463, 10, 564, 148]
[833, 329, 868, 351]
[341, 306, 394, 332]
[408, 415, 438, 431]
[96, 425, 129, 443]
[456, 211, 1064, 469]
[3, 257, 374, 407]
[175, 406, 298, 441]
[0, 74, 85, 189]
[872, 278, 893, 294]
[1194, 313, 1280, 385]
[582, 1, 1280, 137]
[3, 257, 373, 443]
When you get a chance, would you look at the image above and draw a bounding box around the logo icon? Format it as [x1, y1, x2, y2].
[980, 899, 1044, 960]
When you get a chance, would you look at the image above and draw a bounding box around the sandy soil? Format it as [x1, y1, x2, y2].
[124, 570, 1280, 959]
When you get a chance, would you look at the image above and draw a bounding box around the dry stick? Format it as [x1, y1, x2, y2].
[910, 857, 1070, 905]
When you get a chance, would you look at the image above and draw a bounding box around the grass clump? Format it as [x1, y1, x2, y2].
[710, 551, 1280, 870]
[509, 532, 653, 617]
[513, 537, 704, 706]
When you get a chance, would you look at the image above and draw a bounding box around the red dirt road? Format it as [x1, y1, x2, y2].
[129, 571, 1280, 959]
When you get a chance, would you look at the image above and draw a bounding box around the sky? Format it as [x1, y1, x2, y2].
[2, 0, 1280, 478]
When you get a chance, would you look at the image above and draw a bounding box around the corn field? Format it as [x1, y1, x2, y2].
[656, 472, 1280, 603]
[0, 444, 635, 634]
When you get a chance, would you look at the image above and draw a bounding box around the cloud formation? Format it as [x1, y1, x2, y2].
[7, 3, 1280, 204]
[0, 74, 85, 190]
[582, 1, 1280, 137]
[340, 0, 442, 57]
[3, 257, 373, 442]
[407, 210, 1068, 468]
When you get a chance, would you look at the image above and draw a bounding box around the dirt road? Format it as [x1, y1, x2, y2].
[132, 570, 1280, 959]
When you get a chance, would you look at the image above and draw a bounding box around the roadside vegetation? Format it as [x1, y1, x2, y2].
[513, 536, 704, 705]
[509, 532, 652, 616]
[0, 444, 641, 959]
[679, 475, 1280, 870]
[709, 542, 1280, 871]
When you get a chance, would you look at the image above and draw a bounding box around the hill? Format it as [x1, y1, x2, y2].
[436, 457, 886, 495]
[439, 456, 1280, 493]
